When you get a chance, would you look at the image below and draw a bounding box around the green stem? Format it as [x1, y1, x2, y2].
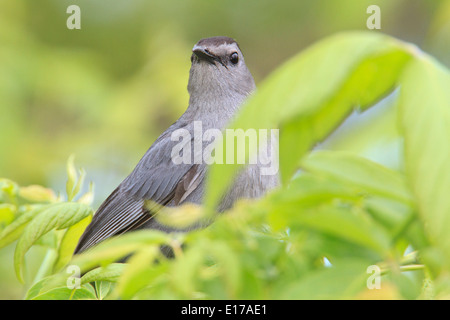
[400, 250, 419, 266]
[31, 248, 57, 286]
[380, 263, 425, 275]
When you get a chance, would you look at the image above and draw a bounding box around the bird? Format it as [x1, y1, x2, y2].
[74, 36, 279, 255]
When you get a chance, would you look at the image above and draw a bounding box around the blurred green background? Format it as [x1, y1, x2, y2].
[0, 0, 449, 300]
[1, 0, 449, 204]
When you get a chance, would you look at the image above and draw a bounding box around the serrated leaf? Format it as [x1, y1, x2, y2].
[80, 263, 125, 285]
[14, 202, 93, 283]
[0, 204, 46, 249]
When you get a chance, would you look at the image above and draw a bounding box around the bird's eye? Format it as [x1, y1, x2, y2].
[230, 52, 239, 64]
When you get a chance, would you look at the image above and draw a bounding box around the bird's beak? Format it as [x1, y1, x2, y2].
[192, 45, 221, 65]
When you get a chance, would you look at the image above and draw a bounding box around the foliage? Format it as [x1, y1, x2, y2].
[1, 31, 450, 299]
[1, 0, 449, 191]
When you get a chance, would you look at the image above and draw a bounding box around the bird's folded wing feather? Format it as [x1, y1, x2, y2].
[74, 126, 205, 254]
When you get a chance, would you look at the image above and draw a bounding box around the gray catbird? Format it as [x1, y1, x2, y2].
[74, 36, 279, 254]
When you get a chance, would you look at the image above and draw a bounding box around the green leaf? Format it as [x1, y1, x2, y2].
[70, 229, 172, 273]
[25, 271, 97, 300]
[115, 246, 161, 299]
[0, 203, 16, 227]
[171, 243, 205, 297]
[398, 55, 450, 272]
[19, 185, 57, 203]
[204, 240, 242, 298]
[53, 215, 92, 272]
[14, 202, 93, 283]
[302, 151, 413, 204]
[25, 274, 61, 300]
[80, 263, 125, 285]
[364, 196, 428, 251]
[65, 155, 86, 202]
[32, 285, 97, 300]
[277, 48, 411, 183]
[284, 205, 390, 255]
[0, 204, 46, 249]
[77, 181, 95, 206]
[278, 118, 314, 188]
[65, 154, 77, 201]
[264, 172, 390, 254]
[280, 259, 369, 299]
[25, 272, 68, 300]
[205, 31, 412, 210]
[0, 178, 19, 204]
[94, 281, 112, 300]
[265, 173, 361, 230]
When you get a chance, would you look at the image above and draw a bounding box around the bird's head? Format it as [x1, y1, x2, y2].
[187, 37, 256, 104]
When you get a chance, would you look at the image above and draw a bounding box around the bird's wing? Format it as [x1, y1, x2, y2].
[74, 125, 206, 254]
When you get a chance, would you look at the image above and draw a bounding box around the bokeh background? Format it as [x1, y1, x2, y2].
[1, 0, 449, 204]
[0, 0, 449, 300]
